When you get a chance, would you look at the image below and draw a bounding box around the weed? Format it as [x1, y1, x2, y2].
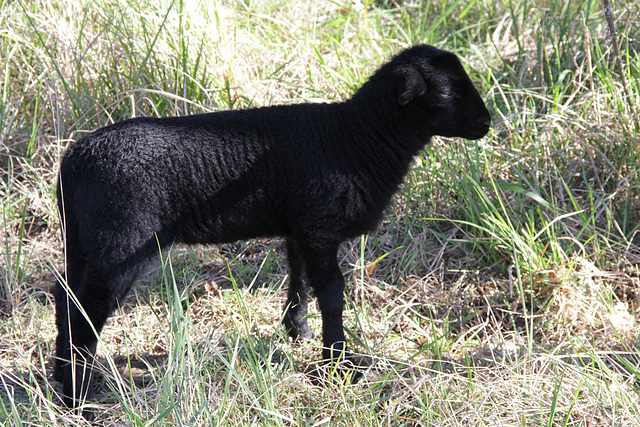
[1, 0, 639, 424]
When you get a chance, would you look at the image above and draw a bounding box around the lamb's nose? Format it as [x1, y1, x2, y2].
[481, 117, 491, 128]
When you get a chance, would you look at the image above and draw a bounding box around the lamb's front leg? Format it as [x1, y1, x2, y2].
[315, 273, 346, 362]
[292, 240, 347, 362]
[283, 238, 314, 340]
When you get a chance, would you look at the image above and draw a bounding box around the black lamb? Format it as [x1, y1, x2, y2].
[55, 44, 491, 414]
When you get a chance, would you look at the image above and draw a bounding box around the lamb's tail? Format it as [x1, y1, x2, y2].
[56, 174, 73, 241]
[56, 171, 82, 278]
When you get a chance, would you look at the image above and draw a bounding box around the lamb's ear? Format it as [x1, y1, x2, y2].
[397, 66, 427, 105]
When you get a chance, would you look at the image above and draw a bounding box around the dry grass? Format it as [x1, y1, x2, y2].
[1, 0, 639, 425]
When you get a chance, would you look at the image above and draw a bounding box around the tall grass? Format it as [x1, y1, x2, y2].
[1, 0, 639, 425]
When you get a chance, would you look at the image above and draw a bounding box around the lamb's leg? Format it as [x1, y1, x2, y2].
[55, 266, 110, 418]
[283, 237, 313, 340]
[315, 270, 347, 362]
[294, 241, 347, 362]
[54, 254, 83, 383]
[55, 262, 138, 418]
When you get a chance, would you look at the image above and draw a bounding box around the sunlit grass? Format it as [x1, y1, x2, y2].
[1, 0, 639, 424]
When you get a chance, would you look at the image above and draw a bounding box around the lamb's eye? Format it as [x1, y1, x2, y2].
[440, 89, 452, 99]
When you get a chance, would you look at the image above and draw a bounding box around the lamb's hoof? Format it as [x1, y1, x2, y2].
[57, 369, 99, 421]
[305, 356, 368, 385]
[284, 321, 314, 341]
[80, 407, 96, 422]
[60, 396, 96, 422]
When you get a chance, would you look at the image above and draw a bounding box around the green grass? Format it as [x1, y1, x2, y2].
[1, 0, 639, 425]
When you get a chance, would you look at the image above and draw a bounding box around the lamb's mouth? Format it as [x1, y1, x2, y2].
[462, 123, 491, 140]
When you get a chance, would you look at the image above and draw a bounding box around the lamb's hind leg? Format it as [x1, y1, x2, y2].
[54, 247, 84, 384]
[55, 259, 140, 417]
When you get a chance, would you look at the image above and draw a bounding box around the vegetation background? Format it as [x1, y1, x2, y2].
[1, 0, 639, 425]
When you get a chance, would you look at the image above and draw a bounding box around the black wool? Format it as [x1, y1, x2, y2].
[54, 44, 491, 416]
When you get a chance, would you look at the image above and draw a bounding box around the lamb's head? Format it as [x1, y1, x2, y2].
[394, 44, 491, 140]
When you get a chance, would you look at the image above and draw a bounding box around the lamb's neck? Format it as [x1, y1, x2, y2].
[343, 94, 430, 176]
